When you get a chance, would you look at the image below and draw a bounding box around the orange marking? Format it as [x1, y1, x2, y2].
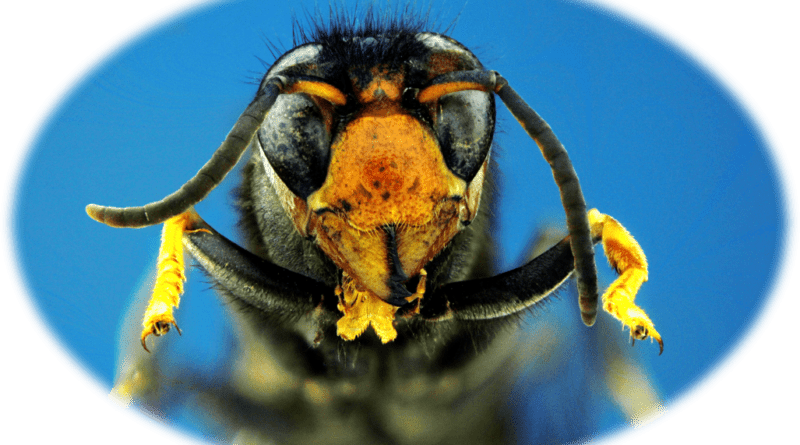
[426, 53, 468, 79]
[306, 106, 467, 302]
[287, 80, 347, 106]
[418, 81, 488, 103]
[309, 108, 463, 230]
[353, 67, 403, 104]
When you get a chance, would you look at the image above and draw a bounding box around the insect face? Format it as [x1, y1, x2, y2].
[206, 31, 509, 342]
[87, 10, 663, 444]
[257, 33, 494, 315]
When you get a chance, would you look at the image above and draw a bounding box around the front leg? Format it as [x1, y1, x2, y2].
[589, 209, 662, 354]
[138, 208, 345, 349]
[140, 209, 208, 352]
[421, 210, 661, 354]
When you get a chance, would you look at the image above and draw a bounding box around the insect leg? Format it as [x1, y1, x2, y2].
[588, 209, 662, 354]
[140, 209, 207, 351]
[422, 238, 575, 321]
[424, 213, 661, 353]
[181, 214, 334, 317]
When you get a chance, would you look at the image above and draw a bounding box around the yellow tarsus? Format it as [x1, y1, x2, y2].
[588, 209, 663, 354]
[140, 210, 205, 352]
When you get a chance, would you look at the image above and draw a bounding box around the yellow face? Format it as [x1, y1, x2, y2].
[306, 74, 482, 303]
[261, 68, 488, 341]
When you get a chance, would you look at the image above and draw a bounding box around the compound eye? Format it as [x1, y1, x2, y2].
[258, 93, 331, 199]
[434, 90, 495, 182]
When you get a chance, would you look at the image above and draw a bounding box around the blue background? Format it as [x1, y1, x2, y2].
[13, 0, 784, 442]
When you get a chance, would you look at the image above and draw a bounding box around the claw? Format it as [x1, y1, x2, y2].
[628, 321, 663, 355]
[140, 319, 181, 352]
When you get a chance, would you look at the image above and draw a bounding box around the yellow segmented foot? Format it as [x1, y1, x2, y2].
[140, 210, 205, 352]
[588, 209, 662, 354]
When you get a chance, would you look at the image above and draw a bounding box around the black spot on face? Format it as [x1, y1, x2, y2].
[407, 177, 420, 193]
[381, 191, 391, 200]
[357, 184, 373, 199]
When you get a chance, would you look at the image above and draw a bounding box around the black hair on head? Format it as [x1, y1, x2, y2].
[291, 2, 448, 70]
